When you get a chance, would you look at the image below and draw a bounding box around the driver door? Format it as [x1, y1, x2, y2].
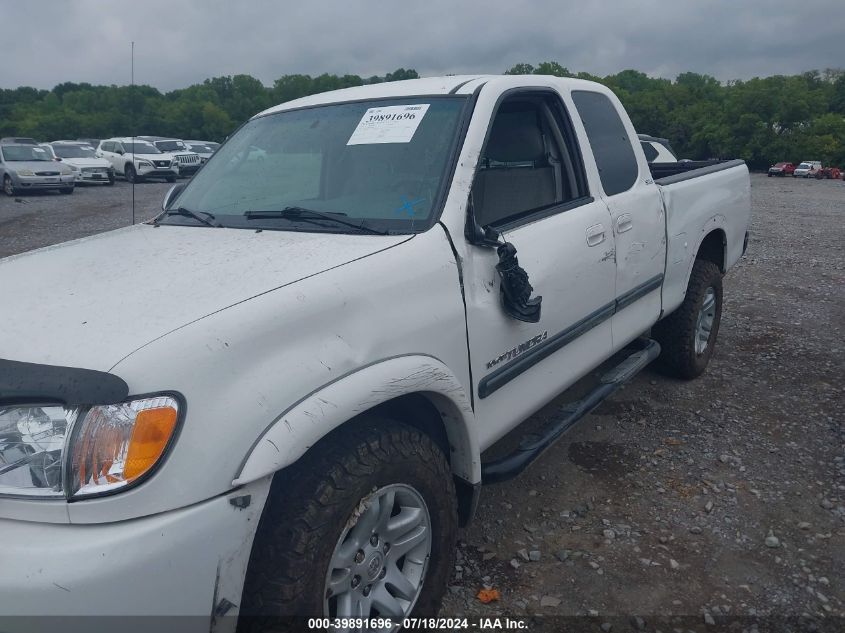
[461, 91, 617, 450]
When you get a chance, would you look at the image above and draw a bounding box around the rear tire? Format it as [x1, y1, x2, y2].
[653, 259, 723, 380]
[238, 418, 457, 631]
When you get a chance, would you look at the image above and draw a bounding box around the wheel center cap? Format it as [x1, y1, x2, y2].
[366, 552, 383, 580]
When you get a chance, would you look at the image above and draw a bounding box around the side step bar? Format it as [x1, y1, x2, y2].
[481, 338, 661, 484]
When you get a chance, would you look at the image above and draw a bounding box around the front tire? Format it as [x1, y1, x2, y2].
[125, 163, 141, 183]
[653, 259, 723, 379]
[3, 175, 15, 197]
[239, 418, 457, 631]
[165, 175, 177, 183]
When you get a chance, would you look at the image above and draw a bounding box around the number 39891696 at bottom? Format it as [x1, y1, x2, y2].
[308, 617, 472, 630]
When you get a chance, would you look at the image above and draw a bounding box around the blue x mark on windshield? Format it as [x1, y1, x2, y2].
[394, 195, 426, 217]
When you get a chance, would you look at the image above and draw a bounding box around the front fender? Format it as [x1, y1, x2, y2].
[234, 355, 479, 486]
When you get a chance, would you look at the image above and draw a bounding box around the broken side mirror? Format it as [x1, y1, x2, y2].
[495, 242, 542, 322]
[465, 194, 542, 323]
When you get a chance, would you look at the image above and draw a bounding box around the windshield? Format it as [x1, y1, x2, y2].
[2, 145, 54, 161]
[797, 162, 812, 169]
[161, 97, 466, 233]
[155, 140, 186, 152]
[187, 143, 213, 153]
[124, 142, 161, 154]
[52, 145, 96, 158]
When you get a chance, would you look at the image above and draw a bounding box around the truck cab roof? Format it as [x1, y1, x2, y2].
[255, 74, 620, 117]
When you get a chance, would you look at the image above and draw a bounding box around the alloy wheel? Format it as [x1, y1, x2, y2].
[324, 483, 432, 626]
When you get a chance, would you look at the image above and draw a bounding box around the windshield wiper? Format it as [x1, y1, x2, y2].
[244, 207, 388, 235]
[162, 207, 221, 228]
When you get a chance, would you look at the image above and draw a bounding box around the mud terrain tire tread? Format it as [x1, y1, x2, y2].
[653, 259, 723, 380]
[238, 418, 457, 631]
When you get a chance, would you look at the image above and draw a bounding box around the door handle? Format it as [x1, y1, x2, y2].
[585, 223, 606, 247]
[616, 213, 633, 234]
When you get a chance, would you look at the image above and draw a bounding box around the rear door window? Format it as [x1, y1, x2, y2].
[572, 91, 639, 196]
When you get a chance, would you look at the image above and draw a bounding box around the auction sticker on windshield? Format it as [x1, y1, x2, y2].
[347, 104, 430, 145]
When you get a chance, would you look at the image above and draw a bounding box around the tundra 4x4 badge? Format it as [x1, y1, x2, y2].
[486, 331, 549, 370]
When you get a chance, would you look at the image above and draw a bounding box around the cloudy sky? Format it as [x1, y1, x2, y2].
[3, 1, 844, 91]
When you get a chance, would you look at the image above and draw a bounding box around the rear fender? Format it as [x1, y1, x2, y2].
[233, 355, 479, 486]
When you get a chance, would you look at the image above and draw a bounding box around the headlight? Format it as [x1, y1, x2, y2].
[17, 169, 35, 177]
[137, 160, 153, 167]
[0, 395, 180, 500]
[68, 164, 80, 172]
[0, 406, 75, 498]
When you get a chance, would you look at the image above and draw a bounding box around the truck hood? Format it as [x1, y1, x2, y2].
[0, 224, 409, 371]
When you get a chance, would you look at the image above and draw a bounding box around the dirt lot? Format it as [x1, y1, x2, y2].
[1, 174, 843, 631]
[0, 179, 171, 257]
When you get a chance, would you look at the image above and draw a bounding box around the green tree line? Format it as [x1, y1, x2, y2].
[0, 68, 419, 146]
[505, 62, 845, 170]
[2, 63, 844, 169]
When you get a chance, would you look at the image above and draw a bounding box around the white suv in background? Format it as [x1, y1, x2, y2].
[138, 137, 203, 177]
[96, 138, 178, 183]
[45, 142, 115, 185]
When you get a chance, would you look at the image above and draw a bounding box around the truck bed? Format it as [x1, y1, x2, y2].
[650, 159, 746, 185]
[653, 158, 751, 318]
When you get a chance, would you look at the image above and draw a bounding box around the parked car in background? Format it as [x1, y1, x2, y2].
[793, 161, 822, 178]
[814, 166, 842, 180]
[96, 138, 178, 183]
[0, 137, 38, 145]
[76, 138, 101, 149]
[183, 140, 218, 164]
[638, 134, 677, 163]
[0, 143, 74, 196]
[47, 141, 115, 185]
[767, 161, 795, 177]
[186, 139, 220, 152]
[137, 136, 202, 177]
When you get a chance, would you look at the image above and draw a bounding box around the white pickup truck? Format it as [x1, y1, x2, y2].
[0, 75, 750, 631]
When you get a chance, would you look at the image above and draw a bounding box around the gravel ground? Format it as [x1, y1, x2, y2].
[1, 174, 843, 631]
[0, 179, 171, 258]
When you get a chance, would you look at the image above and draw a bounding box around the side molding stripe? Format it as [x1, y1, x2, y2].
[478, 274, 663, 399]
[614, 274, 664, 312]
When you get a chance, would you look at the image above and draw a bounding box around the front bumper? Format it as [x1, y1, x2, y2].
[0, 481, 269, 629]
[176, 163, 201, 176]
[137, 164, 178, 179]
[12, 174, 74, 190]
[75, 169, 113, 183]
